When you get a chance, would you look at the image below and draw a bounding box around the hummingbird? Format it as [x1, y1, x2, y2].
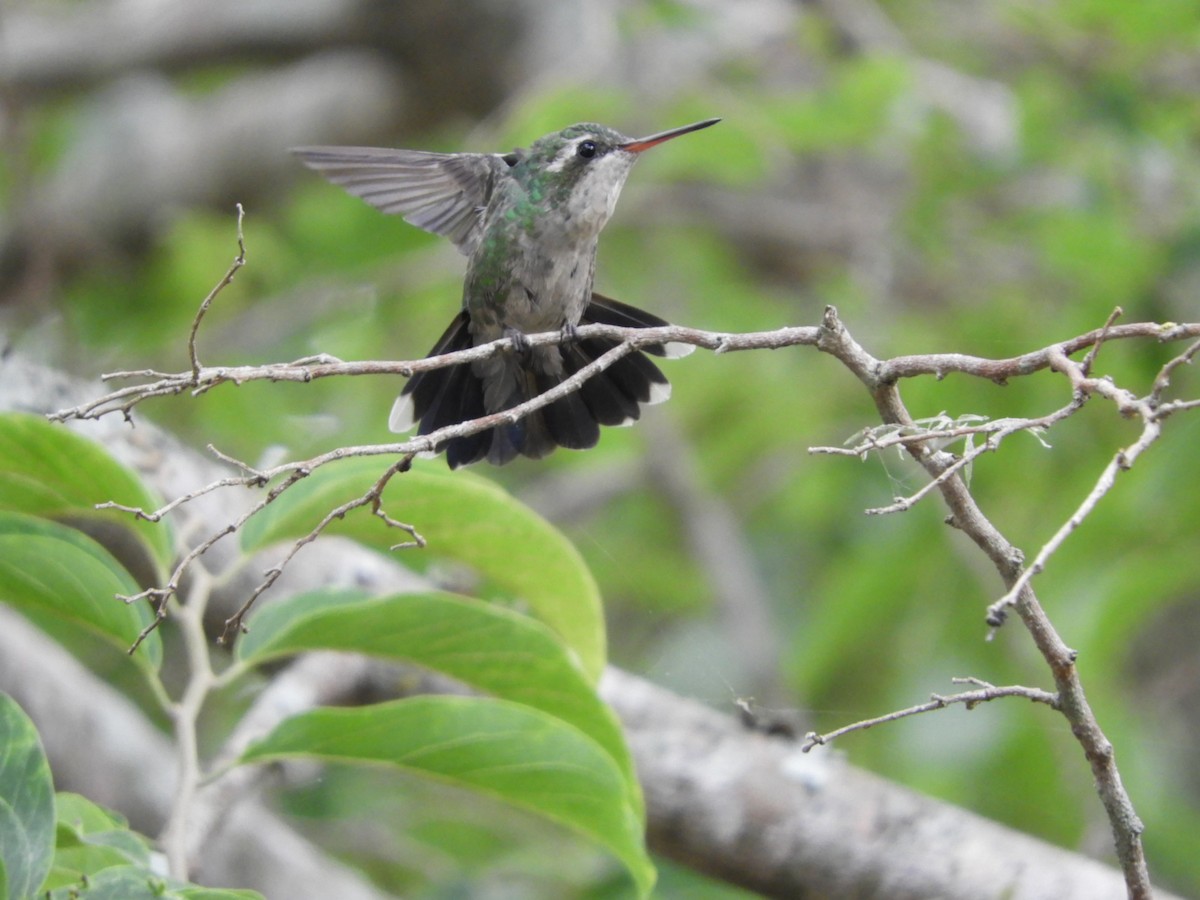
[293, 117, 719, 468]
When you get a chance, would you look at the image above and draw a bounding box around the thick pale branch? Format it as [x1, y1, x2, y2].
[603, 667, 1170, 900]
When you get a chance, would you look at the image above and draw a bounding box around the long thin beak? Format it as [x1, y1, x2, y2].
[619, 117, 721, 153]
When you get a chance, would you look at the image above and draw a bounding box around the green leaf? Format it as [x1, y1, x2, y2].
[43, 797, 259, 897]
[239, 460, 606, 681]
[236, 590, 640, 811]
[0, 413, 173, 580]
[54, 794, 129, 837]
[45, 865, 265, 900]
[0, 512, 162, 670]
[242, 697, 654, 897]
[42, 832, 133, 891]
[46, 866, 164, 900]
[0, 693, 56, 900]
[44, 793, 151, 889]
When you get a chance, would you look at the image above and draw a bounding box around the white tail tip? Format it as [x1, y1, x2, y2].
[662, 341, 695, 359]
[646, 380, 672, 405]
[389, 394, 417, 433]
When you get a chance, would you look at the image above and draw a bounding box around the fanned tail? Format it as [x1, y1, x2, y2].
[390, 294, 685, 468]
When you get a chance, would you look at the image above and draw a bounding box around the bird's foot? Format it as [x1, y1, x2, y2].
[559, 322, 580, 345]
[504, 327, 533, 359]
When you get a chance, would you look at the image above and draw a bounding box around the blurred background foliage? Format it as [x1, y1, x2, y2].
[2, 0, 1199, 895]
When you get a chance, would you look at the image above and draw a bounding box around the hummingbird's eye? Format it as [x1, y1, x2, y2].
[577, 140, 598, 159]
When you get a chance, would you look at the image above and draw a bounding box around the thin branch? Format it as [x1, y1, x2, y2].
[217, 457, 422, 643]
[863, 441, 981, 515]
[120, 468, 312, 653]
[875, 320, 1200, 383]
[96, 467, 266, 522]
[1149, 337, 1200, 406]
[985, 422, 1160, 626]
[810, 413, 1004, 458]
[189, 203, 247, 379]
[983, 340, 1196, 629]
[1157, 396, 1200, 416]
[48, 323, 820, 424]
[854, 402, 1079, 516]
[801, 677, 1060, 752]
[1079, 305, 1124, 377]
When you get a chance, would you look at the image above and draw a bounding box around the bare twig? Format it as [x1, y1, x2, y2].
[810, 412, 996, 458]
[1149, 337, 1200, 406]
[217, 457, 423, 643]
[189, 203, 247, 379]
[854, 403, 1077, 516]
[984, 340, 1199, 630]
[875, 320, 1199, 383]
[801, 677, 1060, 752]
[1079, 306, 1124, 377]
[49, 322, 821, 425]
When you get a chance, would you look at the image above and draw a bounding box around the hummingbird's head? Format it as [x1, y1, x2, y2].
[519, 118, 720, 238]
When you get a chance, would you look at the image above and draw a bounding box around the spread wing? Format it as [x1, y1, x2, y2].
[292, 146, 511, 255]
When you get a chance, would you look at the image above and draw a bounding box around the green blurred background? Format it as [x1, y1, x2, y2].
[2, 0, 1198, 895]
